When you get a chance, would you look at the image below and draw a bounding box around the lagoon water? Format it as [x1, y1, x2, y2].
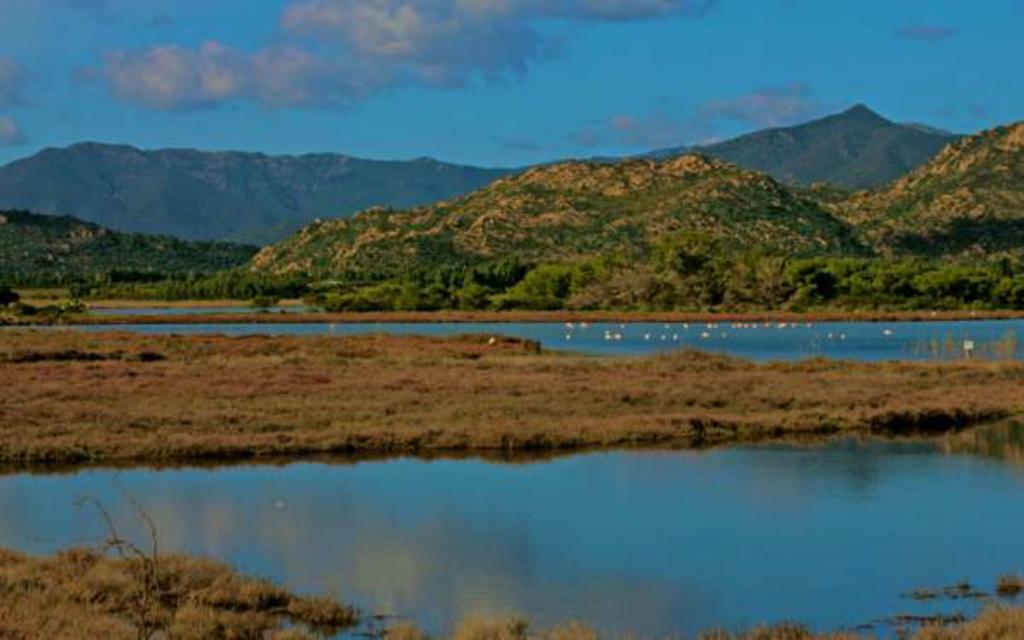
[3, 430, 1024, 637]
[78, 317, 1024, 361]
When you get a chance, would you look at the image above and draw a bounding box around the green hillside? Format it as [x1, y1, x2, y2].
[0, 210, 257, 283]
[838, 121, 1024, 255]
[251, 154, 866, 279]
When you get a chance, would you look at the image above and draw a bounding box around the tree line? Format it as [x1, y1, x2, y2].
[7, 233, 1024, 312]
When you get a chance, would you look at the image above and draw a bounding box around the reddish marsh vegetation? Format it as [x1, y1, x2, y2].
[1, 330, 1022, 466]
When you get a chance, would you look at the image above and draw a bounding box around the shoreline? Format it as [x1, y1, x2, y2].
[1, 542, 1022, 639]
[55, 307, 1024, 326]
[1, 330, 1021, 470]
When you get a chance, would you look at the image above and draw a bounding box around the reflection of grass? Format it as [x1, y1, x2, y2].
[3, 330, 1024, 467]
[0, 547, 356, 639]
[942, 422, 1024, 466]
[908, 329, 1021, 362]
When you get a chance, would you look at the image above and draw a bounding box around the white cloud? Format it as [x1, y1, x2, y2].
[570, 84, 825, 150]
[696, 83, 821, 128]
[95, 41, 372, 110]
[90, 0, 717, 110]
[0, 116, 27, 146]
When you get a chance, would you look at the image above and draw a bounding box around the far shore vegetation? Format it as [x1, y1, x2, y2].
[2, 330, 1022, 468]
[8, 242, 1024, 319]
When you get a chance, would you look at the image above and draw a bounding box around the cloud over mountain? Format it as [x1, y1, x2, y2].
[0, 116, 26, 146]
[571, 84, 825, 148]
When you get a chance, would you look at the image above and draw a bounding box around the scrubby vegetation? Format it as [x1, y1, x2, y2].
[0, 210, 256, 286]
[300, 247, 1024, 313]
[1, 330, 1021, 466]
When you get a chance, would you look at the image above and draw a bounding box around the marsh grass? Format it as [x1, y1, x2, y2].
[386, 608, 1024, 640]
[0, 547, 357, 639]
[2, 330, 1023, 467]
[996, 575, 1024, 597]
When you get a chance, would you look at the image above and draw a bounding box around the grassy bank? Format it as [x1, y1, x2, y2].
[1, 330, 1022, 467]
[396, 607, 1024, 640]
[0, 547, 356, 639]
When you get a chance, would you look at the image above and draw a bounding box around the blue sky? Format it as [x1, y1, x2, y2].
[0, 0, 1021, 167]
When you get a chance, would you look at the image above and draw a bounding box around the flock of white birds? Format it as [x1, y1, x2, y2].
[558, 321, 880, 343]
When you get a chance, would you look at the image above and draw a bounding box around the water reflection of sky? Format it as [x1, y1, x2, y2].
[2, 440, 1024, 638]
[74, 319, 1024, 361]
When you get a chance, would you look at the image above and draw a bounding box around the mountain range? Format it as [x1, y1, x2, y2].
[251, 120, 1024, 277]
[677, 105, 958, 190]
[0, 145, 511, 244]
[0, 105, 957, 244]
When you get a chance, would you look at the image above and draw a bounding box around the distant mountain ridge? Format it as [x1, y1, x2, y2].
[652, 105, 960, 190]
[254, 118, 1024, 278]
[0, 209, 256, 281]
[0, 105, 958, 245]
[0, 144, 512, 244]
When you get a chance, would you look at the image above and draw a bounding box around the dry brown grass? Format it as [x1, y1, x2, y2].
[0, 547, 356, 640]
[913, 606, 1024, 639]
[996, 575, 1024, 597]
[391, 609, 1024, 640]
[1, 330, 1023, 467]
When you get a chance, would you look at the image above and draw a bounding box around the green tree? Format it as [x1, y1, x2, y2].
[0, 286, 18, 307]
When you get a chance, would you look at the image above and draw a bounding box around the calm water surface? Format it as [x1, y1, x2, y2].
[78, 317, 1024, 361]
[3, 431, 1024, 637]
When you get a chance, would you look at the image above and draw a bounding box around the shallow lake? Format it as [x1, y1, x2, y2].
[3, 428, 1024, 637]
[78, 318, 1024, 361]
